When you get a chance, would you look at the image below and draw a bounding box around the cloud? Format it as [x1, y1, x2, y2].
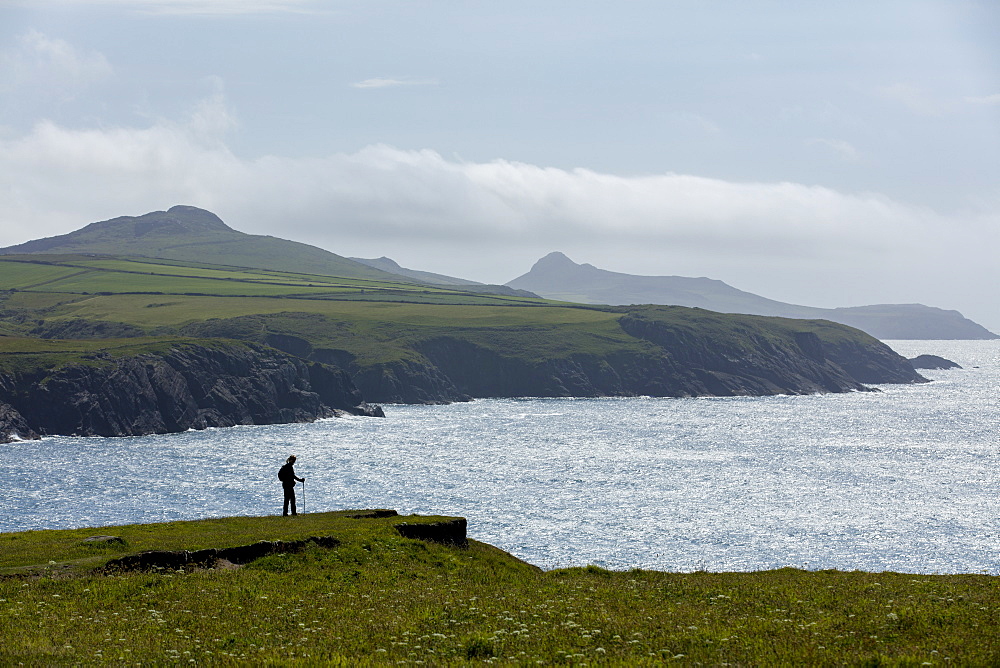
[0, 107, 957, 260]
[186, 76, 239, 142]
[0, 30, 112, 98]
[351, 77, 439, 89]
[0, 95, 995, 330]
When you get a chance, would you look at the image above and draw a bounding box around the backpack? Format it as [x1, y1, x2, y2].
[278, 463, 292, 482]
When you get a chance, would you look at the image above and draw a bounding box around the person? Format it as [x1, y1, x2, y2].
[278, 455, 305, 516]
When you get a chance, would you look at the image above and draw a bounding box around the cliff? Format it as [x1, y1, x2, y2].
[0, 339, 383, 443]
[340, 308, 926, 403]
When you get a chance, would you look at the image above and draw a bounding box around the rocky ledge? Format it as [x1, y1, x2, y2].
[0, 340, 383, 443]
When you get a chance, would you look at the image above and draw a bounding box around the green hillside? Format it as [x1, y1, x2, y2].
[0, 250, 924, 410]
[0, 253, 649, 368]
[0, 206, 412, 283]
[2, 513, 997, 665]
[0, 252, 871, 368]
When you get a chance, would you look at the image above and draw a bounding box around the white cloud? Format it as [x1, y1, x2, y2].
[0, 104, 956, 255]
[0, 30, 112, 98]
[0, 97, 995, 330]
[186, 76, 239, 142]
[351, 77, 439, 89]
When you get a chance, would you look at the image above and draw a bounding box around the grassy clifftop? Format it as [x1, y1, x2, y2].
[1, 513, 997, 664]
[0, 253, 924, 407]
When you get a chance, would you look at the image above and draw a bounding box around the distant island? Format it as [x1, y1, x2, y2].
[0, 206, 929, 441]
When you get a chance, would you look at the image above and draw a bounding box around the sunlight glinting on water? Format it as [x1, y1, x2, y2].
[2, 340, 997, 573]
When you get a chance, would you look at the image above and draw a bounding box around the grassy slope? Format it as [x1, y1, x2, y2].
[0, 336, 255, 377]
[0, 255, 878, 375]
[1, 515, 997, 665]
[0, 205, 409, 283]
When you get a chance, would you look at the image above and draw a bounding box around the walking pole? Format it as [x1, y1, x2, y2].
[301, 479, 305, 514]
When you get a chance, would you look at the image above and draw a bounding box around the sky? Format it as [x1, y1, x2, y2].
[0, 0, 998, 331]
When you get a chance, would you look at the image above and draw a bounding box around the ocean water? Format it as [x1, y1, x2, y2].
[2, 340, 997, 574]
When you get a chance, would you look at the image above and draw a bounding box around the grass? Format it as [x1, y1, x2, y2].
[0, 253, 898, 402]
[1, 513, 997, 665]
[0, 335, 256, 376]
[1, 255, 491, 299]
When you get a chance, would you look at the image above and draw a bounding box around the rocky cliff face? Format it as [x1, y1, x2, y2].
[617, 313, 925, 394]
[0, 341, 383, 443]
[350, 313, 926, 404]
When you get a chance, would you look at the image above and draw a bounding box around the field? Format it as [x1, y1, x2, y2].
[0, 255, 527, 301]
[1, 513, 997, 665]
[0, 254, 873, 373]
[0, 255, 984, 664]
[0, 255, 658, 368]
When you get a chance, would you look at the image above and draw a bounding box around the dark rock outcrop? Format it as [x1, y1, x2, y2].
[343, 509, 399, 519]
[0, 340, 382, 443]
[353, 357, 472, 404]
[102, 536, 341, 572]
[395, 518, 468, 547]
[0, 396, 38, 443]
[908, 354, 962, 370]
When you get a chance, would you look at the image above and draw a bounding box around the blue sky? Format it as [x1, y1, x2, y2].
[1, 0, 998, 330]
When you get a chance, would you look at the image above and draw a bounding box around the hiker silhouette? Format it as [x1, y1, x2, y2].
[278, 455, 305, 516]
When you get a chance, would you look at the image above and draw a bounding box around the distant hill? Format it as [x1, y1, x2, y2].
[0, 206, 408, 283]
[350, 256, 539, 298]
[350, 256, 483, 286]
[506, 252, 997, 340]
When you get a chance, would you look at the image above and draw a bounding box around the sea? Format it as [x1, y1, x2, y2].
[2, 340, 997, 574]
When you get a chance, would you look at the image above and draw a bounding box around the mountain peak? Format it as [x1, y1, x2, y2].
[533, 251, 578, 269]
[72, 205, 234, 240]
[164, 205, 232, 231]
[0, 205, 240, 256]
[0, 206, 417, 282]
